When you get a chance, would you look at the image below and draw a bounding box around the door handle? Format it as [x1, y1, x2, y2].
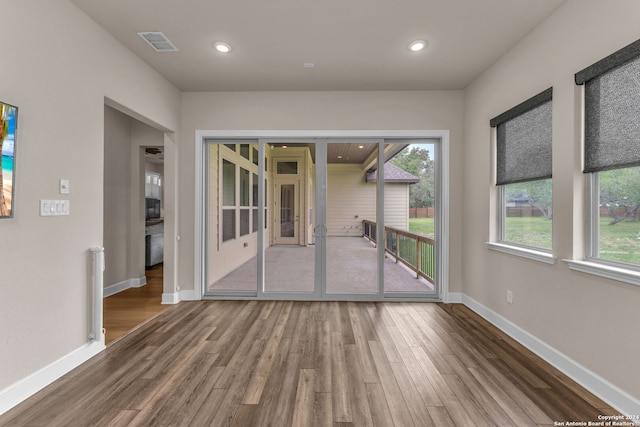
[314, 224, 327, 237]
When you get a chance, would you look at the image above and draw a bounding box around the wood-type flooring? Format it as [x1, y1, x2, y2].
[0, 300, 620, 426]
[103, 264, 166, 345]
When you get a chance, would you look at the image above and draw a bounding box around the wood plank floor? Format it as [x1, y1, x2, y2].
[0, 301, 620, 426]
[103, 264, 166, 345]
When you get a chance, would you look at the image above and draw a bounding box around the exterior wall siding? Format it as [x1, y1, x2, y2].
[327, 164, 410, 236]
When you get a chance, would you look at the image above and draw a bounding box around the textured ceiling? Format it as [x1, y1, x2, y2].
[70, 0, 566, 92]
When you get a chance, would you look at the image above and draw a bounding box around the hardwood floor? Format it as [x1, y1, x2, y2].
[0, 301, 620, 426]
[103, 264, 166, 345]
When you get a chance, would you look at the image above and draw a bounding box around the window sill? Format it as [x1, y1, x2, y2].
[485, 242, 556, 264]
[564, 259, 640, 287]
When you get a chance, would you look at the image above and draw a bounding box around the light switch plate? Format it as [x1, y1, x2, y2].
[60, 179, 70, 194]
[40, 200, 70, 216]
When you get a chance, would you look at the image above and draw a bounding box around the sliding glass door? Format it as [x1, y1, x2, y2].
[203, 136, 443, 301]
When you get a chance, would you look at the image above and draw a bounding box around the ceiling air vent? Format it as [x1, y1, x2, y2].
[137, 32, 179, 52]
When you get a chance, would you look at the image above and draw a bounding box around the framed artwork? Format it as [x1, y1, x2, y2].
[0, 101, 17, 218]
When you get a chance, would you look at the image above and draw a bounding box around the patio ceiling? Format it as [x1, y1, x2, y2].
[270, 142, 407, 168]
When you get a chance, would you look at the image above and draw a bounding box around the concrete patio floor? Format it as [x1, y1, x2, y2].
[210, 236, 435, 295]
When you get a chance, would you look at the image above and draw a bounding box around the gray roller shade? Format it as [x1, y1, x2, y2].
[577, 40, 640, 173]
[490, 88, 553, 186]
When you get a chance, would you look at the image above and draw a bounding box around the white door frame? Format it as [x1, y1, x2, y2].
[195, 130, 450, 302]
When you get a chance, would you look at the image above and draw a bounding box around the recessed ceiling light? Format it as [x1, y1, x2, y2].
[358, 145, 364, 149]
[408, 40, 428, 52]
[213, 42, 232, 53]
[337, 155, 343, 159]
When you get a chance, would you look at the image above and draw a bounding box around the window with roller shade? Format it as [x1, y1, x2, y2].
[576, 39, 640, 267]
[490, 88, 553, 251]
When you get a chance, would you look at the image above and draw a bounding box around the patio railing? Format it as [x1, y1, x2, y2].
[362, 219, 435, 284]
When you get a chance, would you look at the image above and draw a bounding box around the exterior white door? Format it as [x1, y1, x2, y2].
[274, 181, 299, 245]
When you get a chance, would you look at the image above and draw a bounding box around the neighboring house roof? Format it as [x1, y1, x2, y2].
[366, 163, 420, 183]
[507, 192, 532, 203]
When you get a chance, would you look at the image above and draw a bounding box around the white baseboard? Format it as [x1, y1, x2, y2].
[460, 294, 640, 421]
[161, 289, 197, 304]
[180, 289, 196, 301]
[0, 340, 105, 416]
[133, 276, 147, 288]
[104, 276, 147, 297]
[162, 292, 180, 304]
[447, 291, 463, 303]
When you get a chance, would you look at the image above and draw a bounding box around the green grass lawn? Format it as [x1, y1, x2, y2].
[597, 217, 640, 264]
[409, 217, 435, 237]
[504, 216, 553, 250]
[411, 215, 640, 264]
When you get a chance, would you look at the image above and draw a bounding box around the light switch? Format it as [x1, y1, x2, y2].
[40, 200, 70, 216]
[60, 179, 70, 194]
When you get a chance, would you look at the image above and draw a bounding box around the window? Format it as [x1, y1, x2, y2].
[490, 88, 553, 252]
[240, 144, 250, 160]
[239, 167, 250, 236]
[221, 153, 264, 242]
[222, 159, 236, 241]
[252, 173, 259, 232]
[252, 147, 259, 166]
[277, 161, 298, 175]
[240, 168, 250, 206]
[577, 39, 640, 269]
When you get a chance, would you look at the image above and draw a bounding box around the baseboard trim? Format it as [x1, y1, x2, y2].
[447, 292, 463, 303]
[104, 276, 147, 297]
[180, 289, 196, 301]
[461, 294, 640, 421]
[133, 276, 147, 288]
[162, 292, 180, 304]
[0, 340, 105, 416]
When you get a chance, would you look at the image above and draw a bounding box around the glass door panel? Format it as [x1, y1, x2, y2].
[264, 142, 316, 294]
[382, 141, 437, 296]
[206, 141, 261, 294]
[324, 141, 380, 295]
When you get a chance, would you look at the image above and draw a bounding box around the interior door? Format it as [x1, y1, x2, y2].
[274, 181, 299, 245]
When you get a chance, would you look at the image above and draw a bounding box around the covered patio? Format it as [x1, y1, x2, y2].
[210, 236, 435, 295]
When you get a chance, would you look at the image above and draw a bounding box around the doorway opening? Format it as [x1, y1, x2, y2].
[102, 105, 167, 344]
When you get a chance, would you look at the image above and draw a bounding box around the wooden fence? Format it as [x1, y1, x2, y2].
[409, 207, 435, 218]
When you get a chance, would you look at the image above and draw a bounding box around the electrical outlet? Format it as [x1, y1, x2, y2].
[507, 290, 513, 304]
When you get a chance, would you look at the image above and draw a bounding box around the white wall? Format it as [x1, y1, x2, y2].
[181, 90, 465, 295]
[462, 0, 640, 406]
[0, 0, 180, 394]
[103, 106, 133, 287]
